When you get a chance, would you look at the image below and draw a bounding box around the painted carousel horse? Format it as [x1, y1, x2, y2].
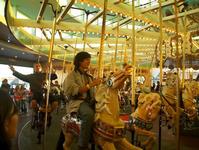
[128, 89, 161, 150]
[182, 80, 199, 120]
[160, 73, 199, 128]
[61, 69, 142, 150]
[160, 72, 179, 126]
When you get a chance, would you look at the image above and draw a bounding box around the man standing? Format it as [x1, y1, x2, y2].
[9, 63, 57, 107]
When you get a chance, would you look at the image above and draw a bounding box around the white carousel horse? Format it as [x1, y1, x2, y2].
[161, 72, 179, 125]
[61, 69, 142, 150]
[128, 89, 161, 150]
[161, 73, 199, 126]
[126, 73, 199, 150]
[182, 80, 199, 120]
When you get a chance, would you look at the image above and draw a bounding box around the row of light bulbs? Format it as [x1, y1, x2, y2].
[77, 0, 179, 35]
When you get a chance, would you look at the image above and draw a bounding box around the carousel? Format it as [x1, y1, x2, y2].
[2, 0, 199, 150]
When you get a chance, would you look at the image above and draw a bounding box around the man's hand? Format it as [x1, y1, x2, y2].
[9, 65, 15, 72]
[124, 65, 132, 76]
[90, 78, 102, 87]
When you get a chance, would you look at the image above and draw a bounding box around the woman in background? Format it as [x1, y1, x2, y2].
[0, 89, 19, 150]
[1, 79, 10, 94]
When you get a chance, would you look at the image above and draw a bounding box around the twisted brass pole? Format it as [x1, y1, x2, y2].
[131, 0, 136, 112]
[158, 1, 163, 149]
[61, 50, 67, 87]
[174, 0, 180, 149]
[113, 16, 120, 72]
[124, 37, 128, 64]
[83, 13, 89, 51]
[98, 0, 108, 78]
[158, 0, 163, 86]
[182, 11, 187, 87]
[44, 16, 57, 150]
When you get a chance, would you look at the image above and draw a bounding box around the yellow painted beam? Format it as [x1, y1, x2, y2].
[11, 18, 169, 39]
[141, 0, 181, 13]
[87, 10, 104, 27]
[163, 8, 199, 21]
[81, 0, 177, 32]
[36, 0, 48, 23]
[56, 0, 76, 24]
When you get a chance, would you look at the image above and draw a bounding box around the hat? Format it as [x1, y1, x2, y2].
[142, 87, 151, 94]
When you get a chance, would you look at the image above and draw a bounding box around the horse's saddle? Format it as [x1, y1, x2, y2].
[61, 113, 81, 135]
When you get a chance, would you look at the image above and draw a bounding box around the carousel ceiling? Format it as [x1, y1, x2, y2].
[2, 0, 199, 68]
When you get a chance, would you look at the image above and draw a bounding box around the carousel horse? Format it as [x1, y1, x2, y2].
[160, 73, 199, 128]
[128, 89, 161, 150]
[160, 72, 179, 126]
[182, 80, 199, 120]
[61, 69, 142, 150]
[125, 73, 198, 150]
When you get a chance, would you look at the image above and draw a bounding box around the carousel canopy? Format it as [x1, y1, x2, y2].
[1, 0, 199, 68]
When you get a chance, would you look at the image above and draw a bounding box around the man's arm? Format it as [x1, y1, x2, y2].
[9, 65, 31, 82]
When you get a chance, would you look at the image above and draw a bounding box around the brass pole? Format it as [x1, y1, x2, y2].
[158, 1, 163, 149]
[83, 13, 89, 51]
[44, 16, 57, 150]
[158, 0, 163, 86]
[43, 1, 60, 148]
[98, 0, 108, 78]
[164, 41, 167, 58]
[174, 0, 180, 149]
[120, 45, 123, 65]
[131, 0, 136, 112]
[113, 16, 120, 72]
[74, 33, 78, 56]
[182, 11, 187, 87]
[61, 50, 67, 88]
[124, 37, 128, 63]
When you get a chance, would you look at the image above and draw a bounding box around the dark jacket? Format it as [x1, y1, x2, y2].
[13, 71, 57, 93]
[0, 84, 10, 94]
[0, 137, 11, 150]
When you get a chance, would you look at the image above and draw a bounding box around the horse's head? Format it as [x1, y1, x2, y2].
[162, 73, 179, 106]
[133, 92, 161, 122]
[165, 72, 179, 87]
[182, 81, 199, 120]
[95, 68, 131, 121]
[106, 66, 132, 89]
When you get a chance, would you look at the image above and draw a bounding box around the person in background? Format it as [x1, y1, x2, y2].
[10, 63, 57, 143]
[1, 79, 10, 94]
[0, 89, 19, 150]
[196, 73, 199, 81]
[155, 81, 160, 92]
[9, 63, 57, 107]
[151, 82, 156, 92]
[63, 51, 101, 150]
[13, 85, 22, 112]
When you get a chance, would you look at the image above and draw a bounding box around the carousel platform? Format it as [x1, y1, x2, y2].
[11, 108, 67, 150]
[12, 109, 199, 150]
